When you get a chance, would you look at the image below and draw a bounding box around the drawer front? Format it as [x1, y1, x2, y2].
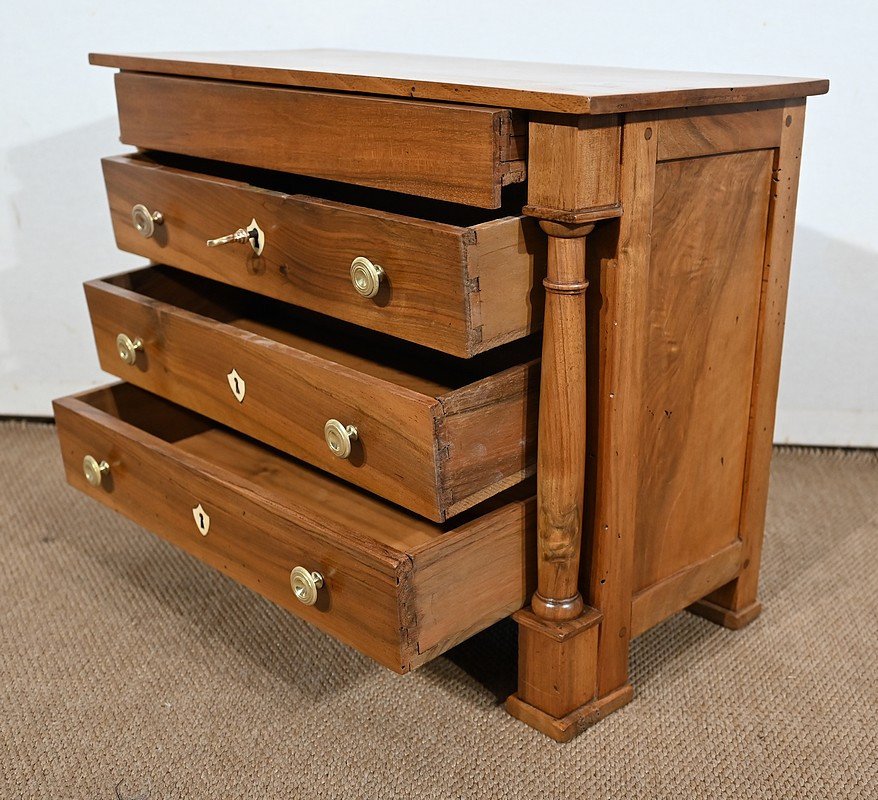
[103, 155, 545, 357]
[114, 72, 526, 208]
[85, 267, 539, 522]
[53, 384, 536, 672]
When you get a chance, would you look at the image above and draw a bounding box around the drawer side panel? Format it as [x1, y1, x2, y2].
[408, 495, 537, 666]
[436, 362, 540, 519]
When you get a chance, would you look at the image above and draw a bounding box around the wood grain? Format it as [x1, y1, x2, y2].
[655, 102, 784, 161]
[54, 383, 536, 673]
[73, 47, 827, 741]
[113, 72, 526, 208]
[435, 361, 540, 518]
[583, 113, 657, 697]
[408, 493, 537, 665]
[90, 49, 829, 114]
[466, 215, 547, 351]
[506, 682, 633, 743]
[630, 540, 743, 637]
[634, 150, 773, 591]
[102, 155, 544, 356]
[514, 607, 601, 718]
[700, 100, 808, 620]
[532, 226, 591, 621]
[525, 114, 621, 220]
[85, 267, 539, 521]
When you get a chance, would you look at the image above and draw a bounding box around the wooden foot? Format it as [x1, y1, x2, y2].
[507, 683, 633, 743]
[513, 606, 601, 718]
[507, 606, 631, 741]
[688, 597, 762, 630]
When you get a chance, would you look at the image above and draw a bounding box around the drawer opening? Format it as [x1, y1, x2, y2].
[85, 382, 213, 443]
[104, 265, 541, 395]
[71, 383, 531, 546]
[133, 151, 528, 229]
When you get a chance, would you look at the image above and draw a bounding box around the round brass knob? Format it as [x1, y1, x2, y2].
[350, 256, 385, 298]
[324, 419, 358, 459]
[115, 333, 143, 365]
[82, 455, 110, 487]
[290, 566, 324, 606]
[131, 204, 163, 238]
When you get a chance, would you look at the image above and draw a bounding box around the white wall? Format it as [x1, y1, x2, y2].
[1, 0, 875, 446]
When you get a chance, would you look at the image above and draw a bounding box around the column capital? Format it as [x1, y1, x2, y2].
[538, 219, 595, 240]
[525, 203, 623, 226]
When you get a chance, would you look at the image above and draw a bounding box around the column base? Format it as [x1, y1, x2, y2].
[506, 683, 633, 742]
[687, 598, 762, 630]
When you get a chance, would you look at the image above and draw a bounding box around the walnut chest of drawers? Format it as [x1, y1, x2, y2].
[54, 50, 828, 741]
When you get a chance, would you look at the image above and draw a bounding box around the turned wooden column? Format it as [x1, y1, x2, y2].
[507, 111, 632, 741]
[531, 220, 593, 622]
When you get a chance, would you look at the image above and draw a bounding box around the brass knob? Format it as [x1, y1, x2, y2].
[290, 566, 324, 606]
[324, 419, 358, 459]
[115, 333, 143, 365]
[82, 455, 109, 487]
[350, 256, 385, 298]
[206, 218, 265, 255]
[131, 204, 163, 238]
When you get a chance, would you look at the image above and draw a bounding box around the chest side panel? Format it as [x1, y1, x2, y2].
[634, 149, 774, 591]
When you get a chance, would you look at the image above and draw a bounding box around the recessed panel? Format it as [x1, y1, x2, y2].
[635, 150, 773, 591]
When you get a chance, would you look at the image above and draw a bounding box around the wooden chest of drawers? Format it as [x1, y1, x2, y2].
[56, 49, 827, 741]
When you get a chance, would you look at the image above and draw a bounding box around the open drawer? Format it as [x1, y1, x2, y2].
[85, 266, 540, 522]
[111, 72, 526, 208]
[54, 384, 536, 673]
[102, 153, 544, 357]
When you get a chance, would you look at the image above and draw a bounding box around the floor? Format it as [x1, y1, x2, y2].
[1, 420, 875, 799]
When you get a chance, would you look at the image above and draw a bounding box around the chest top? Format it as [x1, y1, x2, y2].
[89, 48, 828, 114]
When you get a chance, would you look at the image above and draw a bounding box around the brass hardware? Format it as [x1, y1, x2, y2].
[207, 229, 250, 247]
[115, 333, 143, 365]
[131, 204, 163, 238]
[324, 419, 358, 459]
[192, 503, 210, 536]
[290, 566, 324, 606]
[350, 256, 385, 298]
[226, 369, 246, 403]
[206, 218, 265, 255]
[82, 455, 109, 487]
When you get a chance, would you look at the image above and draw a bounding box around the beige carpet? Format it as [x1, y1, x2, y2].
[0, 421, 875, 799]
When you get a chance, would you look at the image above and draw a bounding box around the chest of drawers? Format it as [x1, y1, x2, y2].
[55, 50, 827, 741]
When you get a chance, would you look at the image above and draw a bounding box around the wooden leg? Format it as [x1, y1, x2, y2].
[688, 592, 762, 630]
[506, 221, 632, 741]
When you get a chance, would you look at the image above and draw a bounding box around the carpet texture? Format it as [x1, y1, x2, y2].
[0, 420, 875, 799]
